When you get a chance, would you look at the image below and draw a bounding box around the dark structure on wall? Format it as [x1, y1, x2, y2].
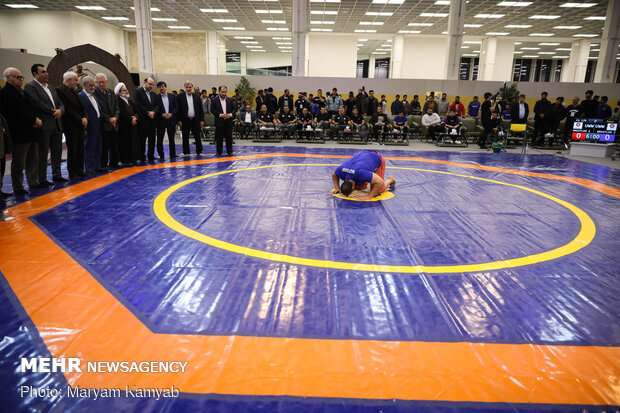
[47, 44, 136, 90]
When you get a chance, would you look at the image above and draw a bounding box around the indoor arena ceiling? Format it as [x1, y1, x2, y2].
[0, 0, 610, 56]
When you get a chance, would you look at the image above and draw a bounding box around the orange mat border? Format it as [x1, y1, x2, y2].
[1, 153, 618, 405]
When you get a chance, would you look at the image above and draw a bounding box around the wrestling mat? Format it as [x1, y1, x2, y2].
[0, 146, 619, 412]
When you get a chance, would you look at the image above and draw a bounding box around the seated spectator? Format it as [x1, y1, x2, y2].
[333, 107, 349, 137]
[392, 110, 408, 135]
[370, 106, 390, 141]
[421, 107, 443, 141]
[450, 96, 465, 117]
[597, 96, 612, 120]
[297, 107, 314, 138]
[442, 110, 463, 143]
[501, 104, 512, 120]
[348, 107, 367, 140]
[611, 106, 619, 122]
[422, 95, 437, 113]
[238, 104, 257, 138]
[437, 93, 450, 117]
[410, 95, 422, 115]
[391, 95, 402, 116]
[468, 96, 481, 117]
[277, 106, 297, 138]
[257, 104, 275, 128]
[315, 106, 332, 131]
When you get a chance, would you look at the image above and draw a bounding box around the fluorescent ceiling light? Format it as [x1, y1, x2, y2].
[275, 42, 292, 44]
[462, 54, 477, 56]
[573, 33, 598, 37]
[355, 29, 377, 33]
[5, 4, 38, 8]
[76, 6, 106, 10]
[168, 25, 191, 29]
[241, 41, 259, 44]
[272, 37, 291, 39]
[246, 45, 262, 48]
[380, 44, 392, 47]
[560, 2, 596, 7]
[358, 38, 368, 41]
[278, 46, 292, 49]
[311, 20, 335, 24]
[505, 24, 532, 28]
[552, 55, 569, 58]
[398, 30, 421, 33]
[213, 19, 238, 23]
[464, 24, 482, 27]
[267, 27, 289, 31]
[311, 28, 333, 31]
[261, 20, 286, 23]
[409, 23, 434, 26]
[372, 52, 388, 54]
[200, 8, 228, 13]
[366, 12, 393, 16]
[420, 12, 449, 17]
[529, 15, 560, 19]
[515, 41, 522, 44]
[521, 47, 540, 49]
[435, 0, 450, 4]
[475, 14, 505, 18]
[103, 17, 129, 20]
[234, 36, 254, 39]
[251, 50, 266, 52]
[372, 0, 405, 4]
[310, 0, 340, 2]
[360, 22, 384, 25]
[583, 16, 605, 20]
[463, 40, 482, 44]
[539, 42, 560, 45]
[255, 9, 283, 13]
[529, 33, 555, 36]
[152, 17, 177, 21]
[461, 46, 470, 48]
[357, 43, 365, 46]
[130, 7, 160, 11]
[590, 48, 600, 51]
[554, 25, 581, 29]
[556, 47, 572, 50]
[376, 48, 391, 51]
[513, 51, 523, 53]
[537, 51, 556, 54]
[311, 10, 338, 14]
[123, 24, 136, 28]
[486, 32, 510, 35]
[497, 1, 533, 6]
[522, 55, 539, 57]
[223, 27, 245, 30]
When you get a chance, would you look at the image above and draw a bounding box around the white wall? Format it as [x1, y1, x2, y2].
[246, 52, 292, 69]
[479, 38, 515, 81]
[307, 34, 357, 78]
[399, 37, 447, 80]
[0, 11, 126, 61]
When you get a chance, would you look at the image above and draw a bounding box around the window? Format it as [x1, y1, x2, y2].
[459, 58, 471, 80]
[357, 60, 369, 78]
[374, 58, 390, 78]
[534, 59, 552, 82]
[513, 58, 532, 81]
[226, 52, 241, 74]
[553, 59, 563, 82]
[472, 58, 480, 80]
[584, 59, 597, 83]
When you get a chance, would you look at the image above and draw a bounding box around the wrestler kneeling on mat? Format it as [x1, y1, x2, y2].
[330, 150, 396, 201]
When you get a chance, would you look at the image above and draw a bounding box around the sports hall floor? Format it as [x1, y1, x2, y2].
[0, 141, 619, 412]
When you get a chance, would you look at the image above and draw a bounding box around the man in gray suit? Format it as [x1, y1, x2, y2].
[24, 63, 67, 184]
[95, 73, 120, 169]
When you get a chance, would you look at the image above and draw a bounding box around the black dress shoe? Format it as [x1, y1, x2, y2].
[227, 152, 234, 156]
[77, 172, 86, 177]
[84, 171, 94, 176]
[0, 191, 12, 198]
[14, 188, 29, 195]
[216, 153, 222, 156]
[170, 154, 178, 158]
[39, 180, 54, 187]
[53, 177, 70, 183]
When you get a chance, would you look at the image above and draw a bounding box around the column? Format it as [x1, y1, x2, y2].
[444, 0, 466, 79]
[240, 52, 247, 75]
[205, 31, 219, 75]
[594, 0, 620, 83]
[368, 55, 376, 79]
[562, 39, 591, 82]
[478, 37, 515, 81]
[292, 0, 307, 77]
[389, 35, 404, 79]
[133, 0, 154, 74]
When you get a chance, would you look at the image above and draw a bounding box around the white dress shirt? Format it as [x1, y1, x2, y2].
[186, 93, 195, 118]
[144, 86, 151, 103]
[35, 79, 56, 109]
[244, 112, 252, 123]
[86, 92, 100, 118]
[161, 93, 170, 113]
[519, 102, 526, 119]
[220, 97, 227, 114]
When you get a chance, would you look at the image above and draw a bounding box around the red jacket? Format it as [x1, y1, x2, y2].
[450, 101, 465, 117]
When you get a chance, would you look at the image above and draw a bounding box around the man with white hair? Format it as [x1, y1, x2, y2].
[133, 77, 158, 161]
[0, 67, 42, 195]
[94, 73, 120, 169]
[78, 76, 104, 174]
[56, 71, 88, 179]
[177, 80, 204, 156]
[24, 63, 67, 185]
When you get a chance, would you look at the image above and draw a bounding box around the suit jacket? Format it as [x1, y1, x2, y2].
[79, 90, 103, 138]
[210, 96, 235, 127]
[56, 84, 86, 131]
[94, 87, 120, 132]
[201, 96, 211, 115]
[177, 92, 204, 123]
[239, 108, 257, 123]
[0, 83, 39, 143]
[24, 80, 64, 132]
[510, 102, 529, 124]
[133, 87, 158, 127]
[157, 93, 178, 124]
[0, 112, 12, 156]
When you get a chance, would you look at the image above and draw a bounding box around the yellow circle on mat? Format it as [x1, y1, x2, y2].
[153, 163, 596, 274]
[333, 191, 395, 202]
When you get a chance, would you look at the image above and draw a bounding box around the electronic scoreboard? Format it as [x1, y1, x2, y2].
[571, 119, 617, 143]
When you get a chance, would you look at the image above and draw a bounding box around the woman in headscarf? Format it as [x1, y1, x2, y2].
[115, 83, 141, 164]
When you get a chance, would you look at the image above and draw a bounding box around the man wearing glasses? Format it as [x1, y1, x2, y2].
[0, 67, 43, 195]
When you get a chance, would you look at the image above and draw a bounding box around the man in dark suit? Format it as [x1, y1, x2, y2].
[533, 92, 552, 146]
[177, 80, 204, 156]
[56, 71, 88, 179]
[133, 77, 158, 161]
[78, 76, 104, 174]
[94, 73, 120, 169]
[156, 81, 178, 159]
[24, 63, 66, 185]
[0, 67, 42, 195]
[210, 85, 235, 156]
[509, 94, 529, 124]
